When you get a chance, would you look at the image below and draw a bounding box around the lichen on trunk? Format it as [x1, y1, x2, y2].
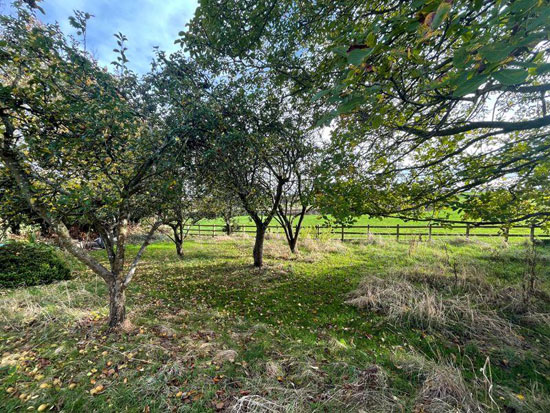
[108, 279, 126, 328]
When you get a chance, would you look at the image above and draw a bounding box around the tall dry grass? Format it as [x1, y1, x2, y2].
[346, 271, 535, 347]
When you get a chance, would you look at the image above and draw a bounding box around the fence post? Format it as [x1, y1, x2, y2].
[212, 225, 215, 237]
[428, 224, 432, 242]
[198, 224, 201, 237]
[396, 224, 400, 242]
[530, 224, 535, 244]
[503, 227, 509, 243]
[316, 225, 320, 239]
[367, 224, 370, 237]
[466, 224, 470, 239]
[341, 225, 345, 242]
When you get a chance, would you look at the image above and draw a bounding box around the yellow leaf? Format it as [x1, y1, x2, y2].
[517, 394, 525, 400]
[90, 384, 104, 395]
[37, 405, 48, 412]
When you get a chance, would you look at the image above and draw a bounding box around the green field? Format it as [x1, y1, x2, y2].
[2, 236, 550, 412]
[199, 214, 545, 241]
[202, 212, 465, 227]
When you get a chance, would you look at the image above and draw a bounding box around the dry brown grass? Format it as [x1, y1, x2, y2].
[298, 237, 348, 255]
[262, 235, 349, 263]
[0, 279, 105, 329]
[230, 361, 400, 412]
[346, 276, 522, 346]
[263, 239, 293, 261]
[391, 353, 484, 412]
[414, 363, 482, 413]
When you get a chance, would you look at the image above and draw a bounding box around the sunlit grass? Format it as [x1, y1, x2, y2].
[1, 235, 549, 412]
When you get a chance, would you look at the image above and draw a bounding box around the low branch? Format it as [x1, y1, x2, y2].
[377, 212, 550, 226]
[399, 115, 550, 138]
[123, 221, 162, 288]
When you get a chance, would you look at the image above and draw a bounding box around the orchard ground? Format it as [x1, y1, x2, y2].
[1, 234, 550, 412]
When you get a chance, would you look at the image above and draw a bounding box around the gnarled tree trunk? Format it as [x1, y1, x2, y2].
[175, 241, 183, 257]
[108, 279, 126, 328]
[170, 223, 184, 258]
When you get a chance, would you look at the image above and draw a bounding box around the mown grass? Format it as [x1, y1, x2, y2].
[1, 235, 550, 412]
[200, 214, 548, 240]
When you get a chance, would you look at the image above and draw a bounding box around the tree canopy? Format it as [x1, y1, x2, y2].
[0, 7, 186, 327]
[186, 0, 550, 225]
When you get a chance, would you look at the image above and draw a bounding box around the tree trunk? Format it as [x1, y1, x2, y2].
[10, 222, 21, 235]
[108, 280, 126, 329]
[172, 225, 184, 258]
[253, 225, 266, 268]
[289, 237, 297, 254]
[225, 218, 232, 235]
[175, 240, 183, 258]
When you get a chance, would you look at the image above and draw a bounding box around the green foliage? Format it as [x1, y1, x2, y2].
[185, 0, 550, 226]
[0, 6, 159, 226]
[0, 167, 37, 234]
[0, 4, 193, 326]
[0, 242, 71, 288]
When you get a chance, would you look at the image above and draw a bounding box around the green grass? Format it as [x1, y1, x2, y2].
[1, 235, 550, 412]
[200, 214, 547, 240]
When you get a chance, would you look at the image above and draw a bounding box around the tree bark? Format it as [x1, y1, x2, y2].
[108, 279, 126, 328]
[289, 237, 297, 254]
[225, 218, 233, 235]
[253, 224, 266, 267]
[175, 240, 183, 258]
[172, 224, 184, 258]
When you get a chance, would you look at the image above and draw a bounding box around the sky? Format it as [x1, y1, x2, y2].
[2, 0, 199, 73]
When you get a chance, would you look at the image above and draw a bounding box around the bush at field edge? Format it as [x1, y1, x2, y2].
[0, 242, 72, 288]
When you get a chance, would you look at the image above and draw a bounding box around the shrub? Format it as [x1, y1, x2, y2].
[0, 242, 71, 288]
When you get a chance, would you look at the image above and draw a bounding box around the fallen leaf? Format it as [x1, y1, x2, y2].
[90, 384, 104, 395]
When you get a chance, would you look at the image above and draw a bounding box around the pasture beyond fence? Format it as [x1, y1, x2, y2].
[183, 223, 549, 243]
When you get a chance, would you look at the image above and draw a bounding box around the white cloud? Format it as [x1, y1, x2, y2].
[31, 0, 198, 73]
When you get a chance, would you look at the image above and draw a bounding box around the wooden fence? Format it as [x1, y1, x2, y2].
[181, 223, 548, 243]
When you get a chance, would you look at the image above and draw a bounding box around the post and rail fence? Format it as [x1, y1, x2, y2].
[180, 223, 547, 243]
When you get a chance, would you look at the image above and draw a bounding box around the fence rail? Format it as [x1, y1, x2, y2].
[178, 223, 549, 242]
